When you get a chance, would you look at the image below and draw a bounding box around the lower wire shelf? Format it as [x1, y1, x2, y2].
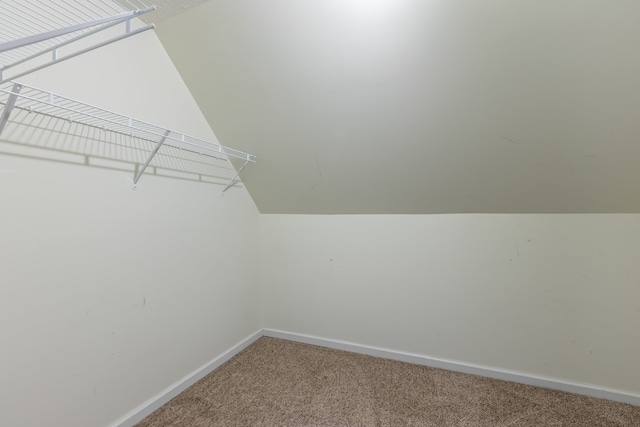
[0, 81, 256, 192]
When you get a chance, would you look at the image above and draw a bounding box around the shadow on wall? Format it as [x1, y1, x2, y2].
[0, 92, 239, 189]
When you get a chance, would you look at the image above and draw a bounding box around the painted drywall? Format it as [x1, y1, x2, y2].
[0, 30, 261, 427]
[261, 214, 640, 395]
[155, 0, 640, 214]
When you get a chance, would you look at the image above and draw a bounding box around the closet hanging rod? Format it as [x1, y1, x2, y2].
[0, 7, 155, 53]
[0, 25, 155, 84]
[0, 1, 156, 83]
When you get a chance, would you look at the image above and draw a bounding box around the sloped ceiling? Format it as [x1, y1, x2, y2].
[154, 0, 640, 214]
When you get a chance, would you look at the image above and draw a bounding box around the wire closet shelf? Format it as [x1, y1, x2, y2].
[0, 81, 256, 192]
[0, 0, 156, 83]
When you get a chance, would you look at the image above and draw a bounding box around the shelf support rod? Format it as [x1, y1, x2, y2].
[222, 159, 251, 193]
[0, 83, 21, 137]
[3, 14, 149, 74]
[0, 7, 155, 53]
[132, 130, 170, 190]
[1, 24, 155, 84]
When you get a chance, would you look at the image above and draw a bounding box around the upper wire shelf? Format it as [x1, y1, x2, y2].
[0, 81, 256, 192]
[0, 0, 156, 83]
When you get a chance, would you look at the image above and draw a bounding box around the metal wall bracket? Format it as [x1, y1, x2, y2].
[222, 159, 251, 193]
[0, 83, 21, 136]
[132, 130, 170, 189]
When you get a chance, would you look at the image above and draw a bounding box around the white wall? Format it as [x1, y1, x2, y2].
[0, 31, 261, 427]
[261, 214, 640, 396]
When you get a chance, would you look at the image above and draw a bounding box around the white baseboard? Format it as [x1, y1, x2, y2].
[109, 327, 639, 426]
[263, 328, 640, 407]
[109, 329, 264, 427]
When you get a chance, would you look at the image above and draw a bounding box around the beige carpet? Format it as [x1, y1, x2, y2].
[136, 337, 640, 426]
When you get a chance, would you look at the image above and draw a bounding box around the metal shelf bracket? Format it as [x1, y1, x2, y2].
[132, 130, 170, 189]
[0, 82, 20, 136]
[222, 159, 251, 193]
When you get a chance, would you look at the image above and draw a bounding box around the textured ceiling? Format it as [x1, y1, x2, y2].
[155, 0, 640, 214]
[116, 0, 211, 23]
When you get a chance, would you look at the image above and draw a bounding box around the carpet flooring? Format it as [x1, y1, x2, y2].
[136, 337, 640, 426]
